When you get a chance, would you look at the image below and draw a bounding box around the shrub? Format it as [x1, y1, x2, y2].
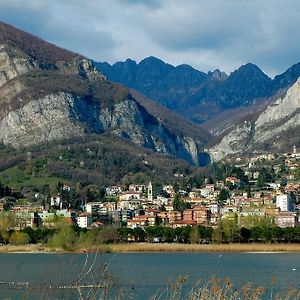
[9, 231, 30, 245]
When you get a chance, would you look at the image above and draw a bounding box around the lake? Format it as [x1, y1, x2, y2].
[0, 252, 299, 299]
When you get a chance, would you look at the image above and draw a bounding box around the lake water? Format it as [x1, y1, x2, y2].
[0, 252, 299, 299]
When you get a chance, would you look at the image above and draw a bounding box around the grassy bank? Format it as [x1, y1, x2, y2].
[0, 244, 56, 253]
[2, 243, 300, 253]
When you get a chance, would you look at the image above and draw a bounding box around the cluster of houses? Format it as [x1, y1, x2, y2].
[1, 148, 300, 231]
[95, 181, 298, 229]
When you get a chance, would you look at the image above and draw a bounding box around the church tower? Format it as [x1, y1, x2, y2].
[148, 182, 153, 202]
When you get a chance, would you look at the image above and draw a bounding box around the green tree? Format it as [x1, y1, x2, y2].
[212, 221, 224, 244]
[0, 212, 17, 231]
[0, 211, 17, 242]
[217, 189, 230, 205]
[230, 166, 249, 186]
[257, 167, 275, 187]
[48, 226, 78, 251]
[280, 177, 287, 187]
[95, 226, 119, 244]
[213, 215, 240, 243]
[240, 227, 251, 243]
[295, 165, 300, 180]
[9, 231, 30, 245]
[172, 194, 190, 212]
[189, 226, 200, 244]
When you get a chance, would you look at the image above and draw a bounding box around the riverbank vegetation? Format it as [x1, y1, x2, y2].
[2, 242, 300, 254]
[1, 223, 300, 253]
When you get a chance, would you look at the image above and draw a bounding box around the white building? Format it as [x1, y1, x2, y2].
[50, 196, 61, 207]
[276, 194, 294, 212]
[86, 202, 103, 214]
[209, 203, 219, 214]
[200, 188, 210, 197]
[275, 212, 299, 228]
[77, 212, 93, 228]
[38, 211, 56, 227]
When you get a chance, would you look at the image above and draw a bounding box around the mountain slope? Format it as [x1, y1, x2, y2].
[0, 22, 210, 166]
[0, 133, 204, 187]
[209, 78, 300, 160]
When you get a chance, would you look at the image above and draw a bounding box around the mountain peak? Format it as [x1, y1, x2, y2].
[238, 62, 263, 72]
[208, 69, 228, 81]
[139, 56, 167, 66]
[228, 63, 271, 84]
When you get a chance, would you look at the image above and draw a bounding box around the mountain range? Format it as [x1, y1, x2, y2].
[0, 21, 300, 168]
[96, 57, 300, 124]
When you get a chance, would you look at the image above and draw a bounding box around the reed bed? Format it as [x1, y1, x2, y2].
[0, 244, 52, 253]
[108, 243, 300, 253]
[1, 243, 300, 253]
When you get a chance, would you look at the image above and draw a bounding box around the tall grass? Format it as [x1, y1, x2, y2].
[108, 243, 300, 253]
[2, 243, 300, 253]
[151, 276, 300, 300]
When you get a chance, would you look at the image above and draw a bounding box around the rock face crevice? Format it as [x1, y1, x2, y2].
[210, 78, 300, 160]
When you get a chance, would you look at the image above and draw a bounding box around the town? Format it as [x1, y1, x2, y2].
[1, 146, 300, 245]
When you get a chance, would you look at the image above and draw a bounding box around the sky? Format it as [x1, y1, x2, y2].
[0, 0, 300, 77]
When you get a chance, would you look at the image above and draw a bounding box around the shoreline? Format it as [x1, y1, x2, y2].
[1, 243, 300, 253]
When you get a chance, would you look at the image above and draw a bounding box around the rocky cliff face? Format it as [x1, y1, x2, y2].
[0, 43, 37, 87]
[210, 78, 300, 160]
[0, 22, 210, 165]
[0, 93, 85, 147]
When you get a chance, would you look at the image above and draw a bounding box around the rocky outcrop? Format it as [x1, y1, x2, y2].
[0, 44, 38, 87]
[210, 78, 300, 160]
[209, 122, 252, 161]
[0, 93, 84, 147]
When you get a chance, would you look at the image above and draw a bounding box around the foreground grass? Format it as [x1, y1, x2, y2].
[2, 243, 300, 253]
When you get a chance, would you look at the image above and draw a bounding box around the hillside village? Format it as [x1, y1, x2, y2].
[1, 146, 300, 244]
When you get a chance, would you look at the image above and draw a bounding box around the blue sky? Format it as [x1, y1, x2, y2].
[1, 0, 300, 77]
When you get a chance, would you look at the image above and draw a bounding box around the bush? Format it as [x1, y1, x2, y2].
[9, 231, 30, 245]
[47, 226, 78, 251]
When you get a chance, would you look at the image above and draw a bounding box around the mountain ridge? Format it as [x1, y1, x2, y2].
[96, 57, 300, 124]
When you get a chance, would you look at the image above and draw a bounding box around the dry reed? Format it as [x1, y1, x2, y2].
[108, 243, 300, 253]
[1, 243, 300, 253]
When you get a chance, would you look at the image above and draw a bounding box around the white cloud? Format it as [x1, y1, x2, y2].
[0, 0, 300, 76]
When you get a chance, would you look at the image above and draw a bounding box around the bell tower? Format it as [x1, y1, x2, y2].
[148, 182, 153, 202]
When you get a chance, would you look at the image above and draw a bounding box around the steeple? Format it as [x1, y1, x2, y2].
[148, 182, 153, 202]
